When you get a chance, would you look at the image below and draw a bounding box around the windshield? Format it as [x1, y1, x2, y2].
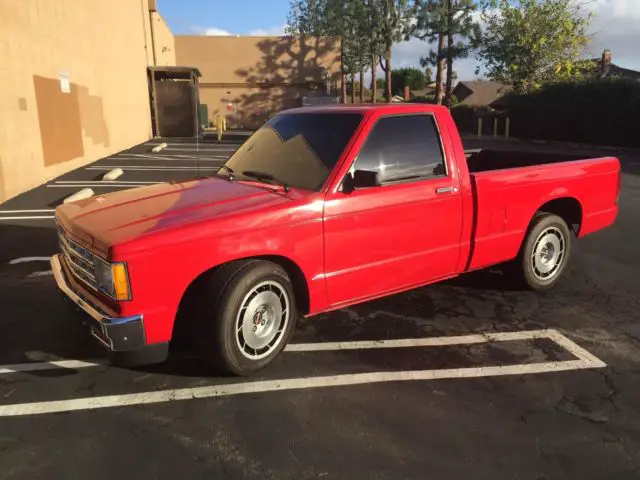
[221, 112, 363, 191]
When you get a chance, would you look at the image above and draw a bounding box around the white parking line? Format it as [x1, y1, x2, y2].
[0, 329, 605, 416]
[287, 329, 558, 351]
[46, 185, 148, 189]
[0, 359, 104, 375]
[8, 257, 51, 264]
[54, 180, 160, 185]
[113, 155, 227, 162]
[0, 209, 55, 214]
[0, 216, 55, 220]
[86, 166, 216, 171]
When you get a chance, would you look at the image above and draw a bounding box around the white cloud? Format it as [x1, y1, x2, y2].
[189, 24, 287, 37]
[189, 26, 236, 36]
[203, 27, 234, 36]
[248, 24, 287, 36]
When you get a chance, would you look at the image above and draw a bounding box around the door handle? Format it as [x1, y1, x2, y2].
[436, 186, 458, 194]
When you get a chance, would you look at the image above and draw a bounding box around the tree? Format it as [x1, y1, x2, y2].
[391, 67, 427, 95]
[443, 0, 480, 106]
[424, 67, 434, 83]
[285, 0, 328, 35]
[412, 0, 480, 106]
[413, 1, 448, 104]
[477, 0, 592, 93]
[366, 0, 385, 102]
[378, 0, 414, 102]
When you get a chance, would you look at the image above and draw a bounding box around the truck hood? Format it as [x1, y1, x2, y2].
[56, 177, 294, 253]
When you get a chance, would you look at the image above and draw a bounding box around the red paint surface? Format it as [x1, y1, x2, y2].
[55, 104, 620, 345]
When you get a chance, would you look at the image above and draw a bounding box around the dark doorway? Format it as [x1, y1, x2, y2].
[148, 66, 201, 137]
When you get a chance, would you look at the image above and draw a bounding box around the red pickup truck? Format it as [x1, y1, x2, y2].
[51, 104, 620, 375]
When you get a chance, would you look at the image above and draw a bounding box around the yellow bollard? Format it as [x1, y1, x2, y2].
[505, 117, 510, 138]
[477, 118, 483, 137]
[215, 114, 224, 142]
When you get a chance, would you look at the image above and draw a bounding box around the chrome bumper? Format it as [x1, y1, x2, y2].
[51, 254, 145, 352]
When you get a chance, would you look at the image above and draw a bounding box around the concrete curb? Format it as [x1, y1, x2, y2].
[63, 188, 94, 204]
[151, 142, 167, 153]
[102, 168, 124, 181]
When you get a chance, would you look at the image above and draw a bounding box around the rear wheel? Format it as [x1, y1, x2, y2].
[194, 260, 297, 375]
[506, 213, 572, 291]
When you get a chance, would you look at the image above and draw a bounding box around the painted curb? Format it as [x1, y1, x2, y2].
[63, 188, 94, 204]
[151, 142, 167, 152]
[102, 168, 124, 181]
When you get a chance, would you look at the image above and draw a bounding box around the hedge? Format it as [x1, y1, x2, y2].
[505, 78, 640, 147]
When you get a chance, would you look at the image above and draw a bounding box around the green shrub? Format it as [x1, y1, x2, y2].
[506, 77, 640, 147]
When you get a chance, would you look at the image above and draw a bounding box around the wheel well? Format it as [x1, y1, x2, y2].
[537, 197, 583, 235]
[173, 255, 311, 342]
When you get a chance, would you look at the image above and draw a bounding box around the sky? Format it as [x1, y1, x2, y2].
[157, 0, 640, 81]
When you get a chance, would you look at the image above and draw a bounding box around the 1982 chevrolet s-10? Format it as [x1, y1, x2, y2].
[51, 104, 620, 375]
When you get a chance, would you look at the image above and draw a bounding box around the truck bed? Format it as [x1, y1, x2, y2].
[463, 150, 620, 272]
[466, 149, 600, 173]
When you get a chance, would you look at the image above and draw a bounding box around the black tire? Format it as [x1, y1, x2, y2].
[506, 213, 572, 291]
[194, 259, 297, 376]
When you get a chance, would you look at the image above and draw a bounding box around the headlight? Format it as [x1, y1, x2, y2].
[94, 258, 131, 301]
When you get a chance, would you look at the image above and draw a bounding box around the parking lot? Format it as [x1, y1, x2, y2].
[1, 134, 640, 479]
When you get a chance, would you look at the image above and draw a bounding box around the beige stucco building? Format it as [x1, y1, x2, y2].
[0, 1, 341, 203]
[175, 35, 342, 129]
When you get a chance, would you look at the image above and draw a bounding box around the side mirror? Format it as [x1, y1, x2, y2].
[341, 169, 381, 193]
[353, 169, 381, 188]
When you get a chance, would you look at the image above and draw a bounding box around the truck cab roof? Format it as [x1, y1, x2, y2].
[279, 103, 450, 116]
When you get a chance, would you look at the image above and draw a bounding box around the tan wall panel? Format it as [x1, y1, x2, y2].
[151, 11, 176, 66]
[0, 0, 158, 202]
[175, 35, 342, 84]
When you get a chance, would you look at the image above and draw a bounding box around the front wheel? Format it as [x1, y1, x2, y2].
[506, 213, 573, 291]
[195, 260, 297, 375]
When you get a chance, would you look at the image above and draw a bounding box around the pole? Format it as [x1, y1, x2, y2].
[505, 117, 510, 138]
[477, 118, 482, 137]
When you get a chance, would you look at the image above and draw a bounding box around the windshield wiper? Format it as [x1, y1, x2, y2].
[217, 164, 235, 180]
[242, 170, 290, 192]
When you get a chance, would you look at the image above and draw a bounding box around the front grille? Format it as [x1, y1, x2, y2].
[57, 226, 97, 291]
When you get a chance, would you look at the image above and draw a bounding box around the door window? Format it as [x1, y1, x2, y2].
[352, 114, 447, 184]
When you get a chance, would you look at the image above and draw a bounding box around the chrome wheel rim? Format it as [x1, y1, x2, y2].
[235, 280, 290, 360]
[531, 226, 565, 281]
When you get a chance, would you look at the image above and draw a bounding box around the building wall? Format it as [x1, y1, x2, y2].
[150, 11, 176, 66]
[175, 35, 342, 128]
[0, 0, 173, 203]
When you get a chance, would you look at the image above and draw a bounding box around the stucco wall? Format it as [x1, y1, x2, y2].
[0, 0, 174, 203]
[175, 35, 342, 127]
[150, 11, 176, 66]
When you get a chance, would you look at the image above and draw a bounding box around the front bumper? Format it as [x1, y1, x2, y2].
[51, 254, 168, 365]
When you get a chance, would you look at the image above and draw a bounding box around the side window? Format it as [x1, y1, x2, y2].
[352, 114, 446, 184]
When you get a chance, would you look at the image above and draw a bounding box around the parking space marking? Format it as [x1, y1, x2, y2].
[0, 359, 104, 375]
[0, 329, 605, 416]
[54, 180, 160, 185]
[8, 257, 51, 264]
[86, 166, 216, 171]
[0, 216, 55, 221]
[112, 155, 227, 162]
[286, 329, 570, 352]
[0, 209, 55, 214]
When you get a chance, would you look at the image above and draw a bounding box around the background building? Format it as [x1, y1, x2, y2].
[0, 1, 341, 203]
[175, 35, 342, 129]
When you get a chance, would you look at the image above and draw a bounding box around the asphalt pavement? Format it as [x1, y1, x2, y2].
[1, 134, 639, 479]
